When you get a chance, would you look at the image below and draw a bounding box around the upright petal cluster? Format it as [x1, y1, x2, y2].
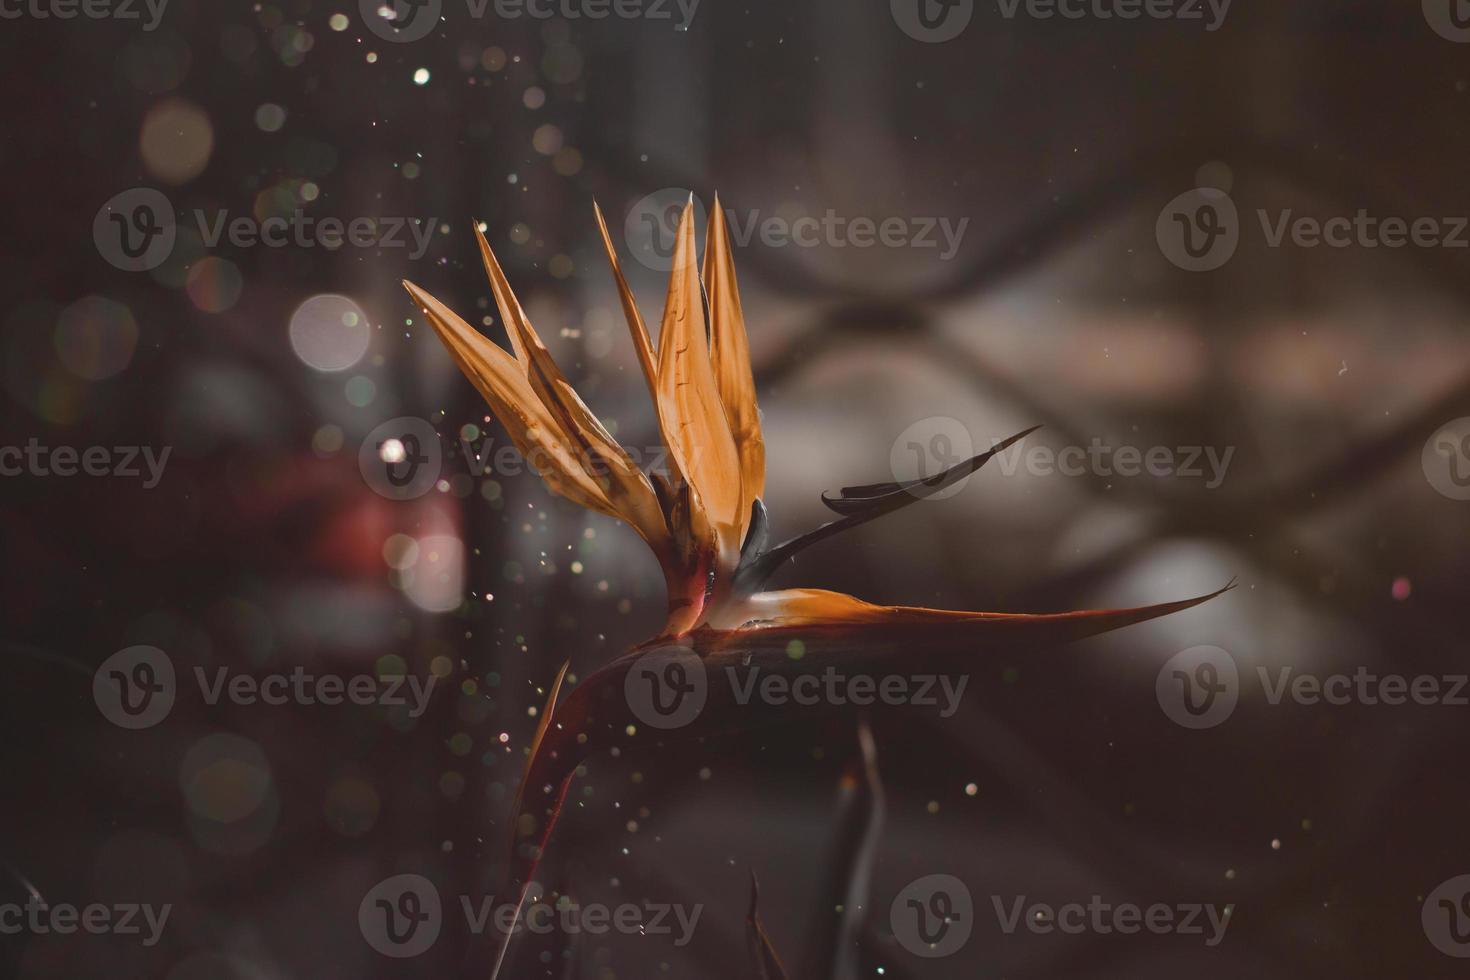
[406, 197, 767, 635]
[401, 197, 1230, 962]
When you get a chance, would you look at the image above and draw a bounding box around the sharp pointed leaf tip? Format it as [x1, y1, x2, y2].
[509, 661, 569, 836]
[594, 197, 660, 405]
[746, 425, 1043, 586]
[820, 424, 1039, 513]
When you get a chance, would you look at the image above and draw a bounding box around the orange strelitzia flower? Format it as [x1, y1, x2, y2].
[401, 197, 1229, 970]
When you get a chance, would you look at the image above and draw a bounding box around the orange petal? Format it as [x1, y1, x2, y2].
[709, 585, 1234, 643]
[656, 199, 743, 567]
[402, 280, 614, 517]
[593, 201, 659, 404]
[472, 222, 533, 368]
[705, 194, 766, 528]
[472, 230, 670, 548]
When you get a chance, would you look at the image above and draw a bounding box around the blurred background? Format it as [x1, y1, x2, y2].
[5, 0, 1470, 976]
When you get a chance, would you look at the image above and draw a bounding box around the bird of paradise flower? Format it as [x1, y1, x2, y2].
[401, 196, 1229, 975]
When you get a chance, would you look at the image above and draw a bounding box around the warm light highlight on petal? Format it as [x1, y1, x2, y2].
[705, 195, 766, 532]
[656, 199, 744, 567]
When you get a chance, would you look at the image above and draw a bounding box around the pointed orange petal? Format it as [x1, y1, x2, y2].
[656, 199, 743, 565]
[704, 195, 766, 521]
[593, 200, 659, 403]
[712, 585, 1234, 644]
[472, 223, 532, 368]
[595, 201, 715, 597]
[470, 233, 670, 548]
[402, 280, 614, 516]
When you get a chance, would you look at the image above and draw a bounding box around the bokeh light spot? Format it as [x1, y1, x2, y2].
[289, 293, 371, 372]
[54, 296, 138, 380]
[140, 98, 214, 184]
[186, 256, 243, 313]
[255, 103, 287, 132]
